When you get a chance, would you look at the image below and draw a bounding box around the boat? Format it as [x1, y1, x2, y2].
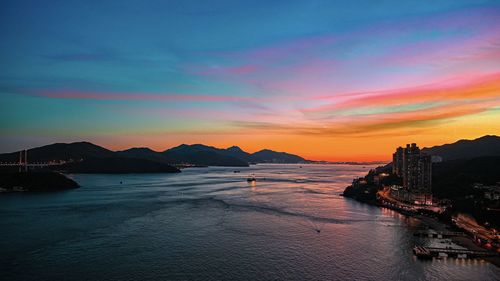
[413, 246, 433, 259]
[234, 170, 240, 173]
[247, 175, 256, 182]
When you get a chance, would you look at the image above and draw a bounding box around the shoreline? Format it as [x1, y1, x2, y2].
[413, 214, 500, 267]
[343, 195, 500, 267]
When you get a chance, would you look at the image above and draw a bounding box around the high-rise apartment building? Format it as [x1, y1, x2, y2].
[392, 146, 403, 176]
[392, 143, 432, 204]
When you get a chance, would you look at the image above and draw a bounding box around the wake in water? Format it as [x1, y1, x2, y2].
[162, 196, 396, 235]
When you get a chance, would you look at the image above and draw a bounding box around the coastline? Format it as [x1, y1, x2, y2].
[343, 194, 500, 267]
[414, 214, 500, 267]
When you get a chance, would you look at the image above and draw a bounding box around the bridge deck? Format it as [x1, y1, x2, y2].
[0, 163, 64, 167]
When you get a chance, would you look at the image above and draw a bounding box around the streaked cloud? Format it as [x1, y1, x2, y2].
[34, 90, 255, 103]
[302, 72, 500, 114]
[2, 1, 500, 160]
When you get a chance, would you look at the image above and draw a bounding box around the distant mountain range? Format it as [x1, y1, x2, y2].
[422, 135, 500, 161]
[118, 143, 308, 166]
[0, 142, 309, 173]
[117, 143, 308, 166]
[2, 135, 496, 174]
[0, 142, 180, 174]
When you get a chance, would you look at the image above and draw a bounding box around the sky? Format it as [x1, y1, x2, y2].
[1, 0, 499, 161]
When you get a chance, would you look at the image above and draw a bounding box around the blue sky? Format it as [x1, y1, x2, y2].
[1, 0, 499, 160]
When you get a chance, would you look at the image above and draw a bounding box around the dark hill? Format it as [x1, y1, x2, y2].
[422, 135, 500, 161]
[0, 142, 309, 168]
[163, 145, 249, 167]
[432, 156, 500, 198]
[0, 142, 180, 173]
[163, 144, 308, 165]
[250, 149, 307, 163]
[58, 157, 180, 174]
[0, 172, 79, 192]
[0, 142, 114, 162]
[220, 146, 252, 162]
[116, 147, 168, 163]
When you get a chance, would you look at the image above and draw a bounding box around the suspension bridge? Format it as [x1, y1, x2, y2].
[0, 150, 66, 171]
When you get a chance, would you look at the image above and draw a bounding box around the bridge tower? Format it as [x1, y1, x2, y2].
[18, 150, 28, 172]
[19, 150, 22, 172]
[24, 149, 28, 172]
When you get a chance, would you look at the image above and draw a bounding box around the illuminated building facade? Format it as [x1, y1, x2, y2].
[392, 146, 404, 177]
[393, 143, 432, 205]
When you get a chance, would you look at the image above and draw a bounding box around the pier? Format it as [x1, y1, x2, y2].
[413, 245, 498, 259]
[413, 230, 466, 238]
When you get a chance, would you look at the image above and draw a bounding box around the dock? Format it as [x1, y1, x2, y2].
[413, 230, 466, 238]
[413, 245, 498, 259]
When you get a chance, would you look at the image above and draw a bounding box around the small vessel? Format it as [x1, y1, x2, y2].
[247, 175, 256, 182]
[413, 246, 432, 259]
[234, 170, 240, 173]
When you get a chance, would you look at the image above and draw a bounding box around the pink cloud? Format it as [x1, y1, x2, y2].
[185, 7, 500, 98]
[302, 72, 500, 114]
[377, 31, 500, 67]
[186, 34, 337, 79]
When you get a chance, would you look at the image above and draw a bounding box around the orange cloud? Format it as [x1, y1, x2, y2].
[304, 72, 500, 113]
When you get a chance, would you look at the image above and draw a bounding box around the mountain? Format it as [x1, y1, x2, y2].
[116, 147, 169, 163]
[250, 149, 307, 163]
[432, 156, 500, 198]
[58, 157, 180, 174]
[0, 142, 179, 173]
[220, 146, 252, 162]
[162, 144, 249, 167]
[0, 142, 309, 169]
[0, 142, 114, 162]
[342, 135, 500, 204]
[422, 135, 500, 161]
[162, 144, 308, 164]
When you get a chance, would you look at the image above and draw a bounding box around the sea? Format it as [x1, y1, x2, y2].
[1, 164, 499, 281]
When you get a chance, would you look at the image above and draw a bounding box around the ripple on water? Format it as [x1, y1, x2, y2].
[1, 164, 499, 281]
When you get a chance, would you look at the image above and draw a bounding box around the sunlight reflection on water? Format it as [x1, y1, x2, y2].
[1, 164, 499, 281]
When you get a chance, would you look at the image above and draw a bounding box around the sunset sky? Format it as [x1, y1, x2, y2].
[1, 0, 499, 161]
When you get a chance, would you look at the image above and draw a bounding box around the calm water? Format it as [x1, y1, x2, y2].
[1, 164, 499, 281]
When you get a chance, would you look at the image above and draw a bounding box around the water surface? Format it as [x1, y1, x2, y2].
[1, 164, 499, 280]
